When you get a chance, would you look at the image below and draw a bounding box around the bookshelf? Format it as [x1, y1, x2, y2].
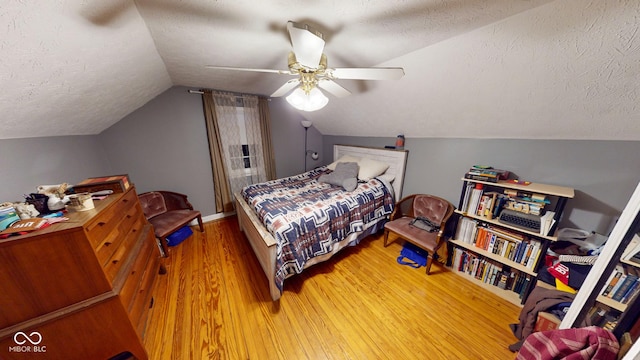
[559, 181, 640, 360]
[449, 177, 574, 306]
[575, 239, 640, 334]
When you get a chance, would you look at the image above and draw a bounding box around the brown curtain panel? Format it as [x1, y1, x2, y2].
[259, 97, 277, 181]
[202, 90, 234, 213]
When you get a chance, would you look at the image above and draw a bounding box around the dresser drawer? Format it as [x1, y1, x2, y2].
[102, 216, 147, 283]
[85, 189, 138, 249]
[129, 229, 161, 336]
[94, 203, 145, 267]
[120, 225, 156, 312]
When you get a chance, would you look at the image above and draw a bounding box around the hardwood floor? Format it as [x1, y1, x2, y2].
[143, 217, 522, 359]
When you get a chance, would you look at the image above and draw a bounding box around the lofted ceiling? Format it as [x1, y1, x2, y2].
[1, 0, 639, 140]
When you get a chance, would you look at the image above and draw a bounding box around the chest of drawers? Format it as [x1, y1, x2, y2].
[0, 187, 161, 359]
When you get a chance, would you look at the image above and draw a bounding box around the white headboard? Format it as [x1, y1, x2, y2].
[333, 144, 408, 202]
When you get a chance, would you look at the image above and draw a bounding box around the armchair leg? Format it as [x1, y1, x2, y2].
[196, 214, 204, 233]
[425, 256, 433, 275]
[159, 236, 169, 258]
[425, 240, 446, 274]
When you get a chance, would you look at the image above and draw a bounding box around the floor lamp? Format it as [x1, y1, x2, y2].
[302, 120, 318, 172]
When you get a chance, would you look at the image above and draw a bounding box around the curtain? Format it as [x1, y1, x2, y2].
[259, 97, 277, 181]
[202, 90, 275, 213]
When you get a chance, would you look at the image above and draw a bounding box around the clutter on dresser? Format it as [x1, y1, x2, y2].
[36, 183, 72, 211]
[0, 218, 51, 238]
[65, 192, 95, 212]
[24, 192, 49, 214]
[0, 205, 20, 230]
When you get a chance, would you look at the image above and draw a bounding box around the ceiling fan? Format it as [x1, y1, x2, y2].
[206, 21, 405, 111]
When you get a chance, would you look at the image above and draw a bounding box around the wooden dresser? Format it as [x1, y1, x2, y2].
[0, 187, 161, 359]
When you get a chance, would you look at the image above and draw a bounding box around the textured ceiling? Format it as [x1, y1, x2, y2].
[1, 0, 639, 140]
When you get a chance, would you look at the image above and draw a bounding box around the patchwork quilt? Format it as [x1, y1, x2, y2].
[241, 167, 395, 291]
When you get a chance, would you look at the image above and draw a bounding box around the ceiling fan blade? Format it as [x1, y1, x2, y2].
[287, 21, 325, 69]
[327, 67, 405, 80]
[317, 79, 351, 98]
[205, 65, 293, 75]
[270, 79, 300, 97]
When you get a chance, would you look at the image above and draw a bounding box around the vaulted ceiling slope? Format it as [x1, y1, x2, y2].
[1, 0, 638, 140]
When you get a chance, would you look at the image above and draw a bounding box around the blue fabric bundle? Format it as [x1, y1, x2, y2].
[397, 242, 428, 268]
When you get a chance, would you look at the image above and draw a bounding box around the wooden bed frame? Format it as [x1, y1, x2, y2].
[235, 145, 409, 300]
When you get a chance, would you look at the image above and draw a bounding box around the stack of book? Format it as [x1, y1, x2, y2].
[464, 166, 510, 183]
[600, 266, 640, 305]
[503, 190, 550, 216]
[460, 183, 508, 220]
[455, 219, 542, 270]
[451, 247, 533, 298]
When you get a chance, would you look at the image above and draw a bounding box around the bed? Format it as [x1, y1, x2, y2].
[235, 144, 408, 301]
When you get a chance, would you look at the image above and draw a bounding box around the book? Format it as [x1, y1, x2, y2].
[621, 279, 640, 304]
[460, 182, 474, 215]
[497, 273, 508, 289]
[464, 173, 499, 183]
[477, 195, 489, 216]
[534, 312, 561, 332]
[601, 269, 623, 297]
[525, 242, 541, 269]
[622, 234, 640, 261]
[466, 185, 484, 214]
[609, 274, 628, 298]
[519, 276, 533, 298]
[540, 211, 556, 235]
[613, 274, 639, 302]
[468, 166, 510, 180]
[484, 192, 499, 219]
[486, 226, 525, 242]
[492, 195, 508, 219]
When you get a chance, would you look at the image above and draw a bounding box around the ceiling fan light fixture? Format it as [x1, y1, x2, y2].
[286, 87, 328, 112]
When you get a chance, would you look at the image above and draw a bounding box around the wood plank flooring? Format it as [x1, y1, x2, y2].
[143, 217, 522, 359]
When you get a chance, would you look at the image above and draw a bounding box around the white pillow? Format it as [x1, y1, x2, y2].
[377, 173, 396, 183]
[358, 157, 390, 181]
[327, 155, 361, 170]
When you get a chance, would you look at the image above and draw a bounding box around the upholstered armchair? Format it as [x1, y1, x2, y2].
[138, 191, 204, 257]
[383, 194, 455, 274]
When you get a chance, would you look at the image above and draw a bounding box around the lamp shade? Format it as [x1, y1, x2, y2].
[286, 87, 328, 112]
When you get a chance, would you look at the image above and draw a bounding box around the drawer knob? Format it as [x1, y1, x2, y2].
[98, 222, 106, 227]
[104, 242, 112, 247]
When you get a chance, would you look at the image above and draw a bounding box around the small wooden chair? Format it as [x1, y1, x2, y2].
[383, 194, 455, 274]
